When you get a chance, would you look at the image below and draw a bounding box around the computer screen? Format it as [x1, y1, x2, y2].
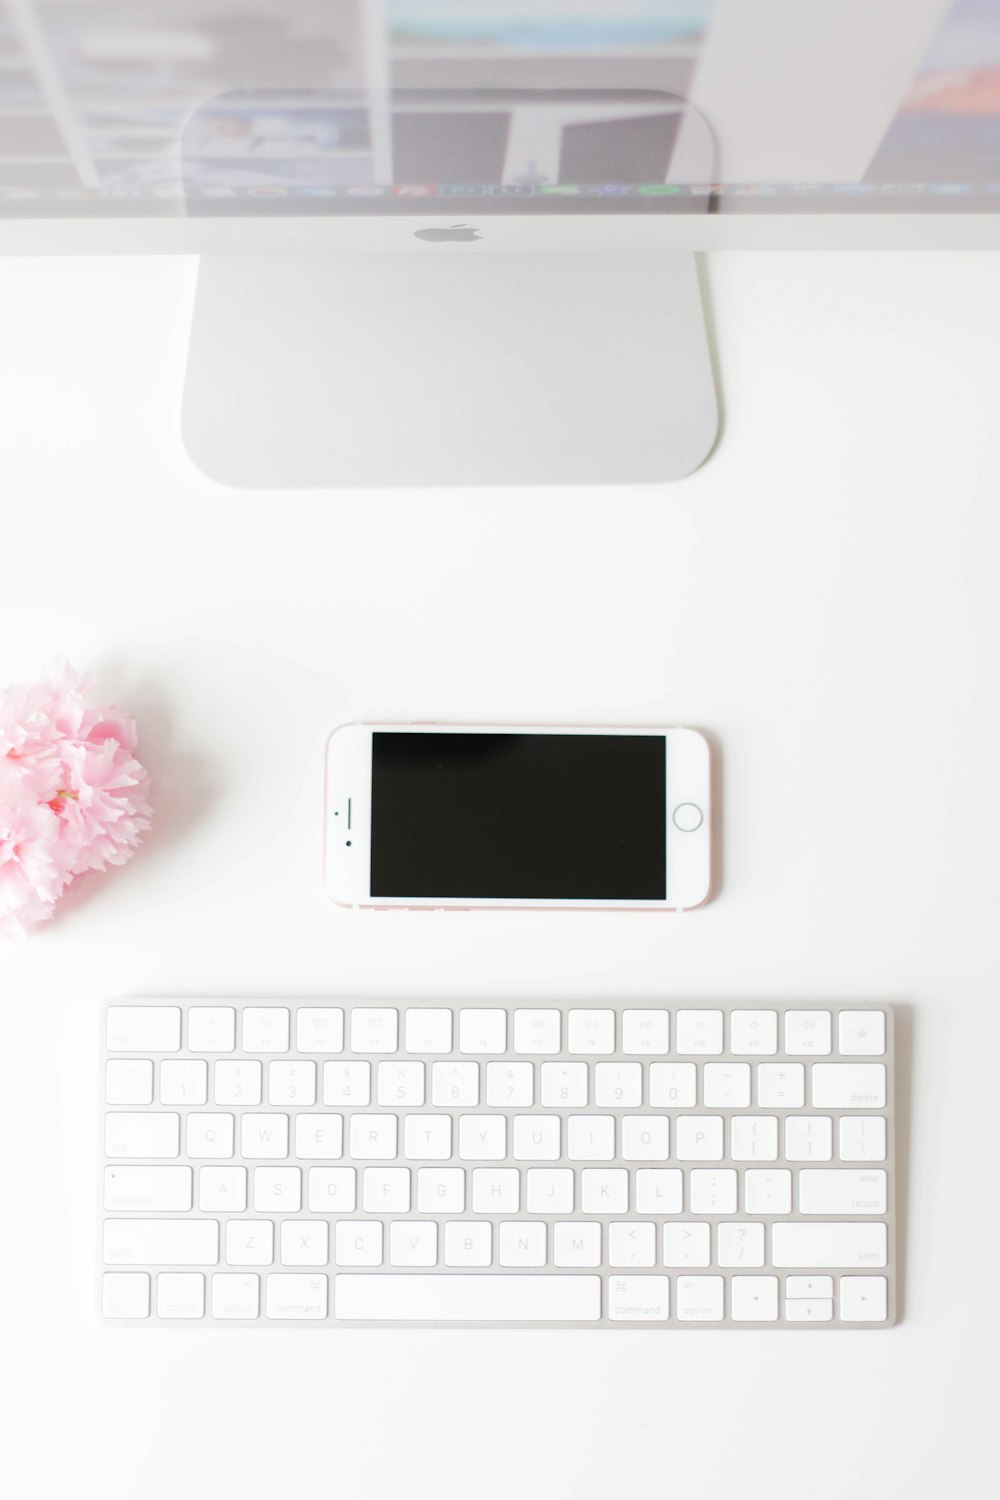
[1, 0, 997, 223]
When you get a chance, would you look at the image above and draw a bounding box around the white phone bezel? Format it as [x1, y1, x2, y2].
[324, 723, 712, 912]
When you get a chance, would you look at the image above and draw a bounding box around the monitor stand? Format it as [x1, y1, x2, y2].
[181, 250, 718, 487]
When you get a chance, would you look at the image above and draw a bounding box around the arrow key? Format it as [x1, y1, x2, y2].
[785, 1298, 833, 1322]
[785, 1275, 833, 1299]
[731, 1275, 778, 1321]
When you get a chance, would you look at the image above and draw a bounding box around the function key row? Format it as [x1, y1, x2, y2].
[108, 1006, 887, 1059]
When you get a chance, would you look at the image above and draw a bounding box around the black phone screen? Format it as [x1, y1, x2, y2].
[370, 732, 666, 900]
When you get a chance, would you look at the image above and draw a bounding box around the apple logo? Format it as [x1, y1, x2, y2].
[414, 223, 482, 243]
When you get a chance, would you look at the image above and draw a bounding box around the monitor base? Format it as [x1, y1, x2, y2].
[181, 250, 718, 487]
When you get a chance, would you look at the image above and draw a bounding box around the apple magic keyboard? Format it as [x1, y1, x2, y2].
[102, 1000, 897, 1327]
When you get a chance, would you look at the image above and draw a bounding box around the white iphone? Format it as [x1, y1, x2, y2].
[325, 724, 713, 912]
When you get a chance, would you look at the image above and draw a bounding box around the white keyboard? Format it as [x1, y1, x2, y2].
[101, 1000, 896, 1327]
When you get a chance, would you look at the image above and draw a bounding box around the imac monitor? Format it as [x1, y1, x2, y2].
[2, 0, 998, 485]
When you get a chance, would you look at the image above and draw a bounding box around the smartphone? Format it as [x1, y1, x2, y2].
[324, 724, 713, 912]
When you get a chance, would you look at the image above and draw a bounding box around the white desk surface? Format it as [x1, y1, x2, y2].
[2, 251, 998, 1499]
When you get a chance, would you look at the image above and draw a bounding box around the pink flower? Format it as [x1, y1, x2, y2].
[0, 664, 151, 940]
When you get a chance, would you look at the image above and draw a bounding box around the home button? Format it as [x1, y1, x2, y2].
[672, 802, 704, 833]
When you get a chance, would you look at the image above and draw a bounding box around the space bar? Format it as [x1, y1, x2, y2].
[334, 1274, 602, 1322]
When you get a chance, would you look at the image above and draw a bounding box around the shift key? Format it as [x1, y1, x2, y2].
[103, 1219, 219, 1266]
[771, 1222, 887, 1268]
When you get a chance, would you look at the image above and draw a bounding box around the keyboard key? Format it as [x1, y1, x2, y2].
[731, 1275, 778, 1321]
[512, 1115, 560, 1161]
[744, 1168, 792, 1215]
[266, 1274, 327, 1320]
[783, 1010, 832, 1055]
[771, 1222, 887, 1269]
[211, 1273, 259, 1319]
[594, 1062, 641, 1107]
[540, 1062, 587, 1108]
[811, 1063, 886, 1109]
[105, 1112, 179, 1159]
[730, 1115, 778, 1162]
[526, 1168, 574, 1213]
[107, 1006, 180, 1053]
[240, 1113, 288, 1160]
[214, 1060, 261, 1106]
[160, 1059, 208, 1105]
[253, 1166, 301, 1213]
[663, 1222, 710, 1267]
[459, 1115, 506, 1160]
[690, 1168, 737, 1214]
[581, 1168, 628, 1214]
[225, 1220, 274, 1266]
[377, 1061, 424, 1107]
[676, 1275, 724, 1321]
[729, 1010, 778, 1056]
[608, 1274, 669, 1322]
[675, 1010, 723, 1055]
[333, 1274, 601, 1322]
[102, 1272, 150, 1319]
[472, 1168, 519, 1213]
[404, 1008, 452, 1054]
[186, 1113, 234, 1159]
[104, 1165, 192, 1213]
[621, 1009, 669, 1055]
[350, 1008, 398, 1055]
[198, 1166, 246, 1213]
[499, 1221, 546, 1267]
[838, 1010, 886, 1056]
[390, 1222, 438, 1267]
[432, 1061, 478, 1107]
[324, 1060, 371, 1107]
[280, 1220, 329, 1266]
[459, 1008, 506, 1054]
[105, 1060, 153, 1106]
[295, 1007, 343, 1054]
[104, 1219, 218, 1267]
[187, 1007, 235, 1053]
[487, 1062, 533, 1107]
[403, 1114, 451, 1161]
[554, 1221, 601, 1267]
[417, 1168, 464, 1214]
[295, 1114, 343, 1161]
[308, 1167, 356, 1214]
[608, 1222, 656, 1268]
[349, 1115, 397, 1161]
[567, 1115, 615, 1161]
[785, 1115, 833, 1162]
[785, 1298, 833, 1322]
[838, 1115, 887, 1162]
[241, 1008, 290, 1053]
[798, 1169, 887, 1215]
[676, 1115, 724, 1161]
[703, 1063, 751, 1108]
[334, 1221, 383, 1267]
[157, 1272, 204, 1319]
[634, 1169, 682, 1215]
[785, 1275, 833, 1298]
[648, 1062, 696, 1108]
[717, 1222, 765, 1268]
[269, 1061, 316, 1106]
[757, 1064, 805, 1109]
[567, 1009, 614, 1054]
[839, 1275, 888, 1321]
[363, 1168, 410, 1214]
[407, 1116, 452, 1158]
[621, 1116, 669, 1162]
[513, 1009, 561, 1054]
[444, 1221, 491, 1266]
